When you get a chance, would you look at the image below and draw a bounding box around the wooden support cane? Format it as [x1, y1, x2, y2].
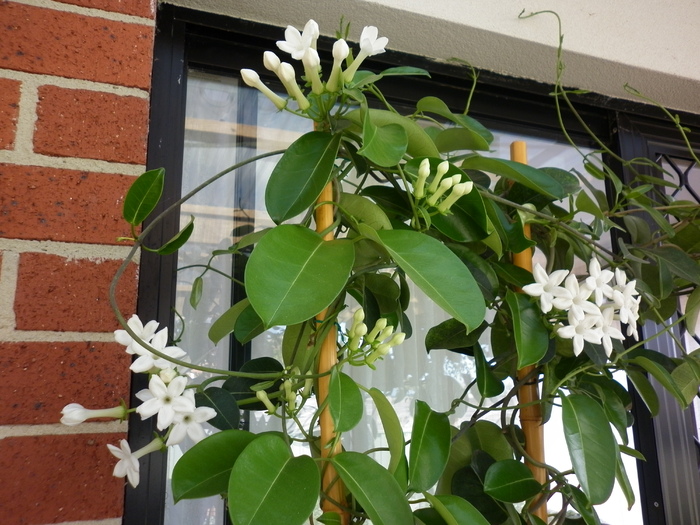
[315, 180, 349, 524]
[510, 141, 548, 522]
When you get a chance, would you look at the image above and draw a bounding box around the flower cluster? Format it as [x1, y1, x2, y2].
[346, 307, 406, 368]
[413, 158, 474, 214]
[523, 257, 641, 357]
[60, 315, 216, 488]
[241, 20, 388, 112]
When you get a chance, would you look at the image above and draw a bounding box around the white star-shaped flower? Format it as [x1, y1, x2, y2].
[114, 315, 159, 355]
[130, 328, 187, 373]
[359, 25, 388, 56]
[107, 439, 140, 488]
[596, 306, 625, 356]
[276, 19, 319, 60]
[557, 314, 603, 356]
[585, 257, 615, 306]
[557, 274, 601, 321]
[522, 263, 570, 313]
[166, 405, 217, 446]
[135, 375, 195, 430]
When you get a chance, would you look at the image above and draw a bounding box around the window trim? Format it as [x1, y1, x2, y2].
[127, 4, 700, 524]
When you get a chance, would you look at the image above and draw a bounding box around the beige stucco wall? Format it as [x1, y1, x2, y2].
[166, 0, 700, 114]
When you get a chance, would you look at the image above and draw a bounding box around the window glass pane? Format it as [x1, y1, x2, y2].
[167, 70, 643, 524]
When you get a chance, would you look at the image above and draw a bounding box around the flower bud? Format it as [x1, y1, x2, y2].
[365, 317, 388, 343]
[240, 68, 287, 110]
[327, 39, 349, 92]
[61, 403, 127, 426]
[426, 177, 454, 206]
[427, 160, 450, 194]
[348, 322, 368, 351]
[256, 390, 277, 414]
[278, 62, 310, 110]
[301, 47, 324, 94]
[263, 51, 281, 73]
[414, 158, 431, 199]
[349, 307, 365, 338]
[437, 181, 473, 213]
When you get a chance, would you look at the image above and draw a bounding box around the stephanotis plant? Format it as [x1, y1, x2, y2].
[61, 17, 700, 525]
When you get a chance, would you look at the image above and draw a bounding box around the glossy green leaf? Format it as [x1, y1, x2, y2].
[416, 96, 493, 147]
[282, 321, 318, 373]
[615, 445, 635, 510]
[228, 434, 319, 525]
[425, 319, 487, 353]
[505, 289, 549, 369]
[650, 244, 700, 285]
[483, 459, 541, 503]
[564, 485, 601, 525]
[329, 370, 364, 432]
[157, 215, 194, 255]
[595, 384, 630, 445]
[223, 357, 284, 411]
[172, 429, 256, 502]
[433, 127, 490, 152]
[409, 400, 451, 491]
[461, 156, 564, 199]
[436, 427, 472, 495]
[358, 118, 408, 167]
[350, 66, 430, 89]
[631, 356, 687, 407]
[483, 199, 534, 253]
[364, 273, 401, 314]
[368, 387, 406, 476]
[233, 304, 265, 344]
[265, 132, 341, 224]
[672, 357, 700, 405]
[333, 452, 413, 525]
[685, 287, 700, 337]
[317, 512, 342, 525]
[450, 463, 508, 523]
[195, 387, 240, 431]
[376, 229, 485, 333]
[245, 225, 354, 328]
[421, 493, 491, 525]
[339, 192, 392, 231]
[123, 167, 164, 225]
[209, 299, 250, 345]
[189, 275, 203, 309]
[446, 245, 498, 302]
[474, 345, 504, 398]
[627, 369, 660, 416]
[344, 108, 440, 158]
[467, 421, 513, 461]
[561, 394, 616, 504]
[576, 191, 607, 221]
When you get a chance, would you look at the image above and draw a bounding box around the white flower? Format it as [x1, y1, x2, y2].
[263, 51, 281, 73]
[557, 314, 603, 356]
[611, 268, 640, 325]
[343, 25, 389, 82]
[135, 375, 195, 430]
[556, 275, 601, 321]
[522, 263, 570, 313]
[107, 437, 163, 488]
[276, 19, 319, 60]
[60, 403, 126, 426]
[326, 39, 349, 91]
[596, 306, 625, 356]
[277, 62, 310, 110]
[585, 257, 614, 305]
[301, 47, 323, 94]
[240, 69, 287, 110]
[114, 315, 159, 355]
[130, 328, 187, 373]
[166, 406, 217, 446]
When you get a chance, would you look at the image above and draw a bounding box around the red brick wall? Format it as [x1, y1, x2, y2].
[0, 1, 155, 524]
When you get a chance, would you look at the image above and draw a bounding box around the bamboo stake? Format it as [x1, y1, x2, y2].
[510, 141, 547, 522]
[314, 181, 349, 524]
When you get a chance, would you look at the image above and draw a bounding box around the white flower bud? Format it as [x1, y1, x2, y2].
[327, 39, 350, 91]
[263, 51, 281, 72]
[427, 177, 454, 206]
[278, 62, 310, 110]
[437, 181, 474, 213]
[365, 317, 388, 343]
[240, 68, 287, 110]
[427, 160, 450, 194]
[414, 158, 431, 199]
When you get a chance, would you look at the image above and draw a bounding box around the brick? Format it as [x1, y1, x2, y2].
[0, 2, 153, 89]
[0, 433, 125, 524]
[0, 77, 20, 150]
[34, 86, 149, 164]
[0, 164, 135, 244]
[0, 341, 131, 425]
[14, 252, 138, 332]
[54, 0, 155, 18]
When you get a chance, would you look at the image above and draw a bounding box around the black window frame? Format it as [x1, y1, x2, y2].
[125, 4, 700, 524]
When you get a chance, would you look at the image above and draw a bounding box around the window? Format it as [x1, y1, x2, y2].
[127, 5, 700, 524]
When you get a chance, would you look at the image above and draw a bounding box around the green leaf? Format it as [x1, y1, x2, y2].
[483, 199, 534, 253]
[467, 421, 513, 461]
[358, 119, 408, 167]
[233, 304, 265, 344]
[376, 229, 485, 333]
[409, 400, 451, 491]
[228, 434, 319, 525]
[172, 429, 256, 502]
[332, 452, 414, 525]
[195, 387, 240, 431]
[364, 273, 401, 314]
[461, 156, 564, 199]
[223, 357, 284, 411]
[685, 287, 700, 336]
[505, 289, 549, 369]
[649, 244, 700, 285]
[483, 459, 541, 503]
[627, 369, 660, 416]
[615, 445, 635, 510]
[436, 426, 473, 495]
[561, 394, 617, 504]
[209, 299, 250, 345]
[450, 461, 508, 523]
[672, 357, 700, 405]
[329, 370, 364, 432]
[265, 132, 341, 224]
[345, 108, 440, 158]
[631, 356, 687, 407]
[157, 215, 194, 255]
[368, 387, 406, 476]
[189, 275, 203, 309]
[426, 319, 487, 353]
[576, 191, 607, 221]
[416, 96, 493, 148]
[421, 493, 491, 525]
[563, 485, 601, 525]
[282, 321, 317, 373]
[339, 192, 392, 231]
[474, 345, 504, 398]
[245, 225, 354, 328]
[123, 168, 165, 225]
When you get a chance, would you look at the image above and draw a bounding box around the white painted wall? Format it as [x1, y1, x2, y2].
[168, 0, 700, 113]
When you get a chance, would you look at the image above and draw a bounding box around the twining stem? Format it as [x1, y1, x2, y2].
[510, 141, 548, 522]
